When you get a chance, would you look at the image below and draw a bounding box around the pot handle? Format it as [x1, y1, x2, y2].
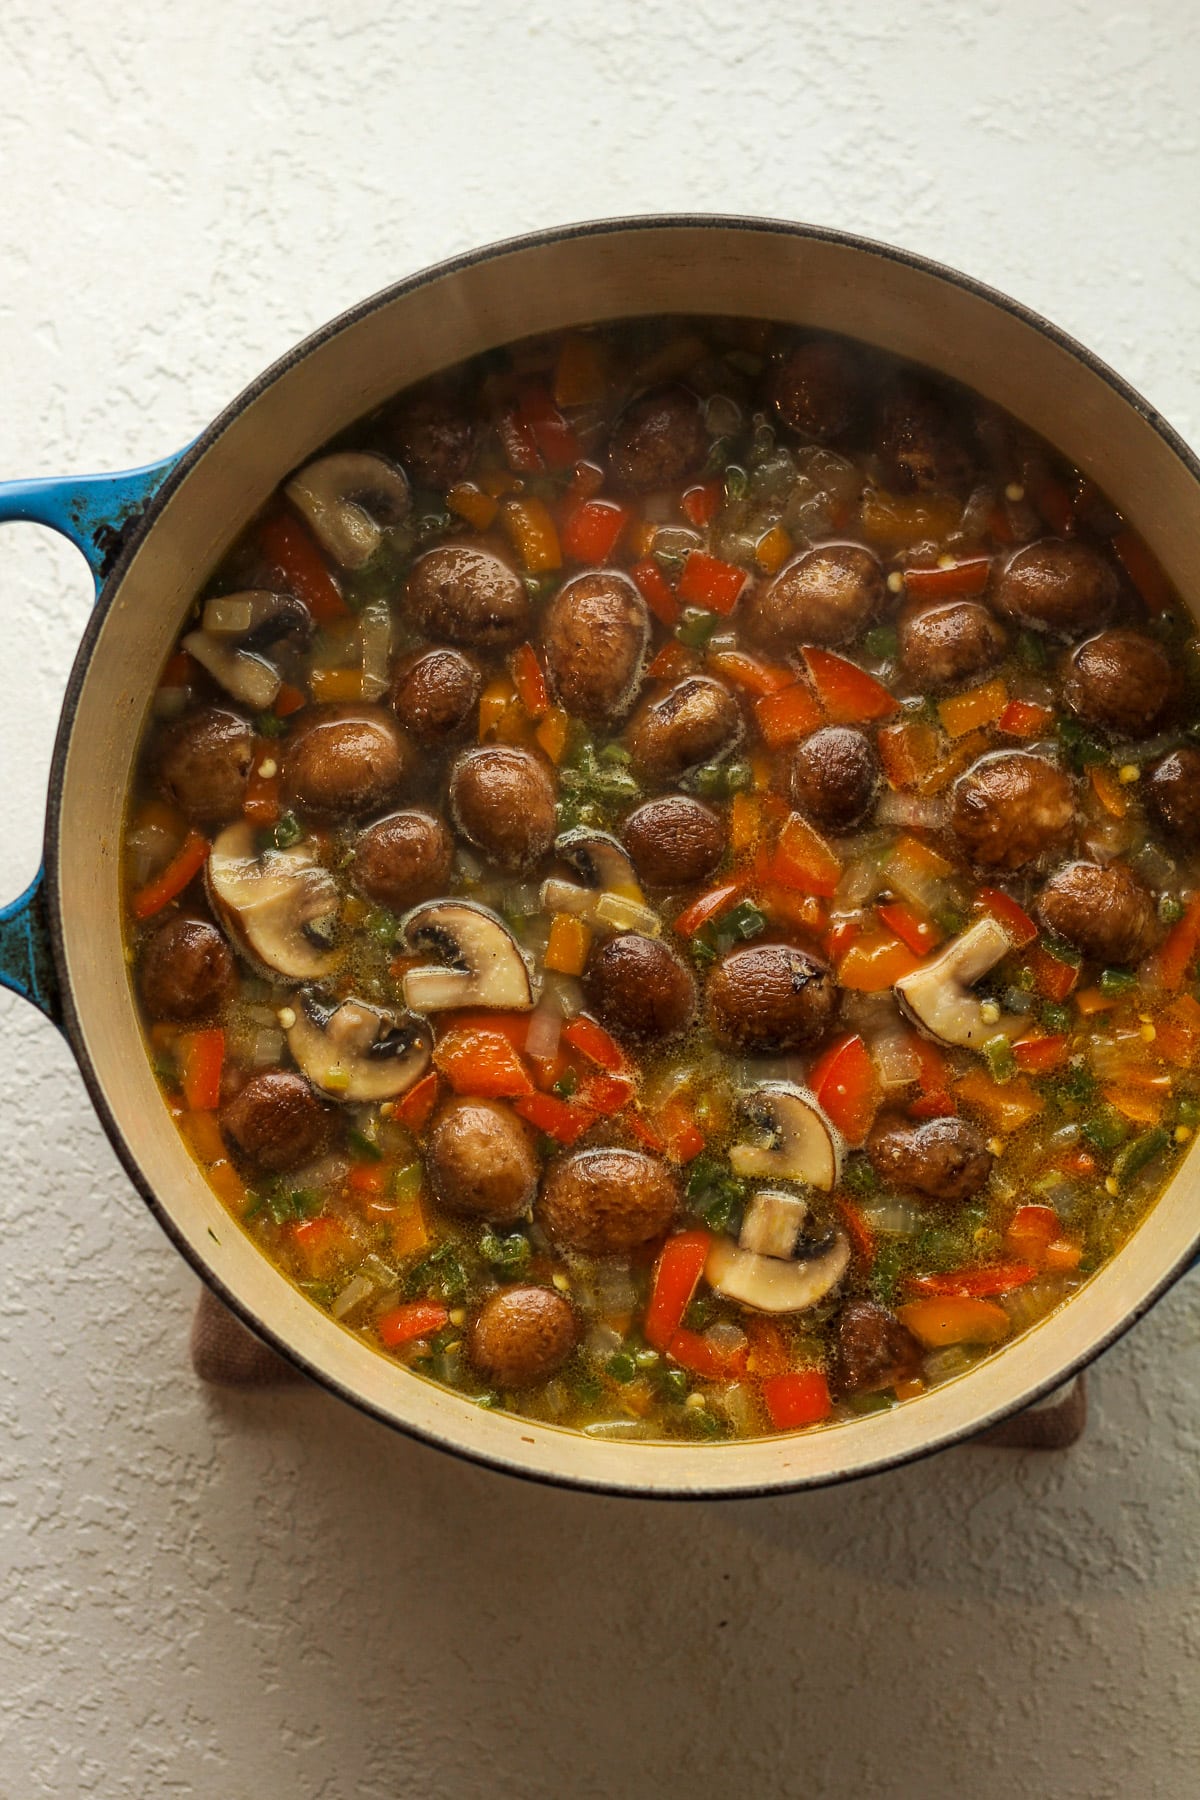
[0, 453, 184, 1024]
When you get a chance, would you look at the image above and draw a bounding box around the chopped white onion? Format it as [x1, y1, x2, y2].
[524, 1002, 562, 1064]
[1001, 1277, 1066, 1334]
[871, 1030, 920, 1089]
[705, 393, 743, 437]
[704, 1321, 748, 1356]
[585, 1322, 624, 1357]
[592, 891, 662, 935]
[358, 597, 393, 700]
[875, 790, 944, 832]
[250, 1028, 285, 1067]
[331, 1271, 377, 1320]
[713, 1380, 756, 1434]
[858, 1197, 923, 1236]
[541, 973, 585, 1018]
[837, 856, 884, 907]
[595, 1262, 637, 1316]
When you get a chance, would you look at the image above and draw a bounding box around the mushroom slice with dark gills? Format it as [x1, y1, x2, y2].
[206, 821, 341, 982]
[286, 992, 433, 1103]
[539, 829, 662, 937]
[728, 1084, 842, 1190]
[180, 628, 282, 713]
[894, 915, 1023, 1051]
[706, 1220, 851, 1314]
[400, 899, 534, 1013]
[283, 452, 411, 570]
[200, 590, 314, 652]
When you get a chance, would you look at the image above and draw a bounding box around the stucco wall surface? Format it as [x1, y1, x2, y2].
[2, 3, 1199, 1795]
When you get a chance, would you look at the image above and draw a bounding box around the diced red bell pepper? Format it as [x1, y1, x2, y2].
[707, 648, 795, 697]
[1030, 474, 1076, 536]
[291, 1215, 350, 1275]
[582, 1073, 635, 1116]
[437, 1010, 531, 1052]
[761, 1369, 833, 1431]
[180, 1028, 224, 1112]
[903, 557, 991, 599]
[754, 681, 824, 748]
[1112, 529, 1172, 612]
[769, 812, 842, 898]
[904, 1263, 1037, 1299]
[681, 481, 722, 528]
[1029, 942, 1081, 1002]
[673, 879, 748, 937]
[511, 641, 551, 719]
[1004, 1204, 1061, 1262]
[836, 1196, 876, 1265]
[626, 1111, 667, 1154]
[646, 640, 698, 683]
[676, 551, 749, 615]
[645, 1229, 713, 1351]
[433, 1029, 534, 1098]
[395, 1071, 439, 1132]
[1148, 894, 1200, 990]
[997, 698, 1055, 739]
[876, 899, 943, 957]
[130, 830, 210, 921]
[657, 1096, 706, 1162]
[905, 1031, 956, 1118]
[630, 559, 681, 628]
[347, 1161, 388, 1195]
[517, 384, 582, 469]
[1013, 1033, 1069, 1074]
[513, 1090, 596, 1144]
[976, 887, 1039, 950]
[666, 1327, 748, 1381]
[260, 511, 346, 623]
[562, 1015, 629, 1074]
[808, 1032, 879, 1145]
[561, 497, 630, 565]
[377, 1301, 450, 1348]
[802, 647, 898, 723]
[498, 408, 542, 473]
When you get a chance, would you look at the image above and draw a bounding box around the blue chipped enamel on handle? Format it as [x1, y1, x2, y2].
[0, 452, 184, 1023]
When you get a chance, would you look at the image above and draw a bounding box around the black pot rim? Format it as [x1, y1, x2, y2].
[42, 212, 1200, 1499]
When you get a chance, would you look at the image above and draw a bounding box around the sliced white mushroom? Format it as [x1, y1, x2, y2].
[706, 1229, 851, 1314]
[207, 822, 341, 981]
[286, 991, 432, 1102]
[738, 1188, 808, 1259]
[284, 452, 411, 570]
[181, 629, 281, 712]
[894, 915, 1025, 1050]
[539, 829, 661, 937]
[728, 1083, 842, 1191]
[400, 899, 534, 1013]
[201, 590, 313, 649]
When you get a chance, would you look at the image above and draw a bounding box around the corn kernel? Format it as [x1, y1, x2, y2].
[980, 1000, 1001, 1025]
[887, 570, 904, 594]
[277, 1006, 296, 1029]
[257, 757, 277, 779]
[1175, 1125, 1193, 1144]
[1105, 1176, 1119, 1196]
[1005, 482, 1025, 502]
[449, 1308, 466, 1327]
[1141, 1023, 1157, 1043]
[684, 1392, 707, 1411]
[987, 1137, 1004, 1157]
[1118, 764, 1140, 784]
[552, 1273, 571, 1293]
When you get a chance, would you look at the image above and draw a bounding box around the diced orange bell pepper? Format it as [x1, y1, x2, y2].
[905, 1263, 1036, 1299]
[535, 706, 570, 764]
[243, 760, 281, 826]
[729, 792, 761, 856]
[291, 1216, 351, 1277]
[837, 929, 923, 992]
[433, 1030, 534, 1098]
[275, 682, 307, 718]
[1074, 986, 1116, 1017]
[553, 334, 609, 407]
[681, 482, 721, 529]
[769, 812, 843, 898]
[1112, 528, 1173, 611]
[761, 1370, 833, 1430]
[707, 648, 795, 697]
[657, 1096, 706, 1163]
[1043, 1239, 1083, 1273]
[754, 522, 793, 574]
[1013, 1033, 1070, 1074]
[673, 879, 748, 937]
[1089, 763, 1128, 819]
[544, 912, 593, 976]
[395, 1071, 439, 1132]
[754, 681, 824, 748]
[877, 718, 941, 790]
[511, 642, 551, 719]
[502, 496, 562, 572]
[955, 1067, 1044, 1133]
[1102, 1081, 1167, 1126]
[562, 1014, 628, 1074]
[646, 640, 699, 683]
[937, 678, 1007, 739]
[860, 490, 963, 551]
[677, 551, 749, 614]
[808, 1032, 880, 1145]
[802, 647, 898, 723]
[1155, 994, 1200, 1067]
[446, 481, 500, 531]
[1147, 894, 1200, 991]
[1004, 1204, 1060, 1263]
[896, 1297, 1012, 1348]
[666, 1326, 748, 1381]
[836, 1195, 877, 1266]
[645, 1229, 712, 1351]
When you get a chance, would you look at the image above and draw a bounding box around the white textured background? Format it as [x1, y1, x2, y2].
[3, 4, 1200, 1795]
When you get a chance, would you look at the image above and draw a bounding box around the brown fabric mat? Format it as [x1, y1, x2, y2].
[191, 1286, 1087, 1447]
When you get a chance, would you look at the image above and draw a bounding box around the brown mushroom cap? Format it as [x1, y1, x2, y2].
[951, 751, 1075, 870]
[583, 935, 696, 1045]
[830, 1300, 923, 1398]
[426, 1097, 538, 1225]
[866, 1113, 993, 1203]
[1063, 629, 1176, 737]
[467, 1286, 578, 1389]
[622, 795, 726, 888]
[876, 373, 974, 493]
[1036, 860, 1157, 966]
[406, 544, 531, 651]
[608, 386, 708, 493]
[897, 598, 1007, 692]
[138, 917, 235, 1022]
[625, 677, 743, 785]
[1145, 746, 1200, 843]
[541, 570, 648, 725]
[789, 726, 880, 832]
[767, 338, 863, 443]
[284, 705, 412, 819]
[994, 539, 1118, 637]
[390, 646, 482, 745]
[706, 943, 838, 1055]
[220, 1070, 335, 1173]
[157, 708, 254, 825]
[449, 745, 557, 870]
[743, 543, 884, 652]
[353, 810, 453, 910]
[389, 391, 475, 489]
[538, 1147, 680, 1255]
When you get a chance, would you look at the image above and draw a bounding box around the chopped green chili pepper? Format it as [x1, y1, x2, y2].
[724, 464, 749, 503]
[982, 1035, 1017, 1083]
[606, 1351, 637, 1384]
[272, 812, 303, 849]
[864, 625, 899, 660]
[391, 1163, 423, 1203]
[1082, 1107, 1130, 1153]
[255, 711, 287, 738]
[685, 1153, 747, 1233]
[659, 1368, 689, 1403]
[479, 1230, 532, 1278]
[1017, 630, 1048, 671]
[346, 1128, 383, 1162]
[1056, 717, 1110, 770]
[1041, 1001, 1073, 1033]
[1099, 967, 1137, 997]
[675, 607, 720, 649]
[1111, 1127, 1170, 1190]
[1159, 894, 1185, 926]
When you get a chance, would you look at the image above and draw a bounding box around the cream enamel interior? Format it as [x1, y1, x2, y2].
[53, 221, 1200, 1495]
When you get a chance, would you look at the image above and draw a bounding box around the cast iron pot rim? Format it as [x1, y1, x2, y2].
[41, 213, 1200, 1499]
